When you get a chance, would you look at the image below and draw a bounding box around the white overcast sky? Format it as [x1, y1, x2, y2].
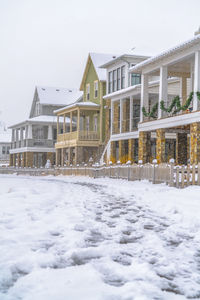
[0, 0, 200, 126]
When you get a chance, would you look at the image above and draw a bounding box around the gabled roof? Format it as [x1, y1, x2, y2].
[130, 34, 200, 73]
[36, 86, 83, 106]
[0, 122, 11, 143]
[80, 53, 116, 90]
[54, 101, 100, 114]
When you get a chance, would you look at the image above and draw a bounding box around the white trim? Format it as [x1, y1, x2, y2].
[138, 111, 200, 132]
[10, 147, 55, 154]
[110, 131, 139, 141]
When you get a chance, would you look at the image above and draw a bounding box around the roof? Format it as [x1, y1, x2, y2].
[100, 54, 150, 68]
[36, 86, 83, 105]
[54, 101, 100, 114]
[9, 115, 67, 129]
[80, 53, 116, 90]
[90, 53, 117, 81]
[130, 34, 200, 73]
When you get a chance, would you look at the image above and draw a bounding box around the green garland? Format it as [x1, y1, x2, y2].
[142, 103, 158, 119]
[160, 92, 194, 115]
[142, 91, 200, 119]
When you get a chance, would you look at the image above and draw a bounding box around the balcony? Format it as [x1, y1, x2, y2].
[58, 130, 100, 143]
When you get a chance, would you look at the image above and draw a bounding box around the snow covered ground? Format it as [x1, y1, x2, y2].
[0, 174, 200, 300]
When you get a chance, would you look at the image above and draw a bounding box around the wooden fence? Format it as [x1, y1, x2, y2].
[1, 163, 200, 188]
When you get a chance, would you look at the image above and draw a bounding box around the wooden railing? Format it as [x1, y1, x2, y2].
[57, 131, 99, 142]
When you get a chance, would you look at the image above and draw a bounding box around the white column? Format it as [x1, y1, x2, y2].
[20, 128, 23, 141]
[193, 51, 200, 111]
[25, 125, 28, 139]
[27, 124, 32, 139]
[129, 96, 133, 132]
[140, 74, 149, 122]
[16, 129, 19, 142]
[48, 125, 53, 140]
[111, 101, 114, 135]
[12, 129, 15, 142]
[158, 66, 168, 119]
[120, 99, 123, 133]
[189, 61, 194, 93]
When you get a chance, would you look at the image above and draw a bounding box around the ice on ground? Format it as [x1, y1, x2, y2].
[0, 174, 200, 300]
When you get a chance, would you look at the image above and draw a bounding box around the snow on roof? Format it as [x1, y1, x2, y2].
[100, 54, 150, 68]
[130, 34, 200, 73]
[54, 101, 100, 114]
[36, 86, 83, 105]
[90, 53, 117, 81]
[9, 115, 67, 129]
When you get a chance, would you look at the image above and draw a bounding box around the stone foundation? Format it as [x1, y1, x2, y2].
[156, 129, 165, 164]
[138, 132, 151, 163]
[190, 122, 200, 164]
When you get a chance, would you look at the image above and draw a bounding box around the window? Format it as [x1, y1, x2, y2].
[6, 146, 10, 154]
[94, 116, 98, 132]
[108, 72, 113, 93]
[121, 66, 125, 89]
[86, 84, 90, 100]
[2, 146, 6, 155]
[117, 68, 121, 90]
[131, 73, 141, 86]
[113, 70, 117, 92]
[94, 81, 98, 98]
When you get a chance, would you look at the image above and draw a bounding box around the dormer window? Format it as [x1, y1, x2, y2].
[94, 81, 98, 98]
[86, 84, 90, 100]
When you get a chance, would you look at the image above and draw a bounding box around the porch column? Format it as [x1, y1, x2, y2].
[26, 152, 33, 167]
[48, 125, 53, 140]
[158, 66, 168, 119]
[138, 131, 151, 163]
[189, 61, 194, 93]
[190, 122, 200, 164]
[56, 149, 59, 166]
[20, 128, 23, 141]
[13, 154, 16, 167]
[119, 140, 125, 163]
[193, 51, 200, 111]
[63, 114, 66, 133]
[9, 154, 13, 166]
[129, 96, 133, 131]
[128, 139, 134, 162]
[156, 129, 165, 164]
[176, 133, 188, 165]
[140, 74, 148, 122]
[77, 109, 80, 140]
[120, 99, 123, 133]
[22, 152, 26, 167]
[17, 153, 21, 167]
[61, 148, 64, 167]
[180, 77, 187, 105]
[70, 112, 72, 132]
[16, 129, 19, 142]
[11, 129, 15, 142]
[27, 124, 32, 139]
[110, 141, 116, 164]
[111, 101, 114, 135]
[57, 116, 59, 136]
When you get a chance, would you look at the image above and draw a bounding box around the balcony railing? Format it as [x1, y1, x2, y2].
[57, 130, 100, 142]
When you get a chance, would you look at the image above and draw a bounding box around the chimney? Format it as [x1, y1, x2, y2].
[195, 27, 200, 36]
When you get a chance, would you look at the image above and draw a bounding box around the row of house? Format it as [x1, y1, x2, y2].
[9, 30, 200, 167]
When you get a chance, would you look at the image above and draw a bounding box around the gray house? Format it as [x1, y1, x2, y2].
[9, 86, 83, 167]
[0, 122, 11, 166]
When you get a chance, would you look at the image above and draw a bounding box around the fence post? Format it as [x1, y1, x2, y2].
[186, 165, 190, 186]
[192, 164, 196, 185]
[152, 159, 157, 184]
[198, 163, 200, 185]
[176, 166, 179, 188]
[117, 160, 121, 179]
[138, 160, 143, 181]
[169, 159, 175, 187]
[181, 165, 185, 188]
[109, 161, 112, 178]
[126, 160, 131, 181]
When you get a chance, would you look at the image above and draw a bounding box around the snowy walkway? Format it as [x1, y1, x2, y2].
[0, 175, 200, 300]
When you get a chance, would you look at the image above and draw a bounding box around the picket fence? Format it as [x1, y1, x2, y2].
[1, 163, 200, 188]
